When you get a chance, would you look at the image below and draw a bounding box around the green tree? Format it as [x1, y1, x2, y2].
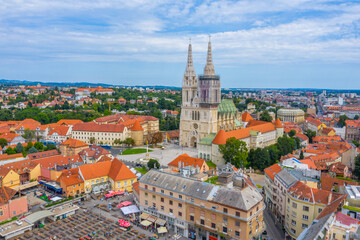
[304, 130, 316, 143]
[46, 143, 56, 150]
[354, 155, 360, 179]
[5, 147, 16, 155]
[355, 115, 359, 120]
[289, 129, 296, 138]
[16, 142, 23, 153]
[352, 140, 360, 148]
[0, 138, 7, 148]
[28, 147, 39, 154]
[22, 129, 35, 142]
[147, 159, 160, 169]
[124, 138, 135, 147]
[338, 115, 349, 128]
[260, 110, 272, 122]
[34, 142, 44, 151]
[89, 137, 96, 144]
[299, 151, 304, 160]
[219, 137, 248, 168]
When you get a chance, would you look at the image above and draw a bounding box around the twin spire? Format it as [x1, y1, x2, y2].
[185, 36, 215, 77]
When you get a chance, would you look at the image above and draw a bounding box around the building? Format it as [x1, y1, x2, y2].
[179, 40, 242, 148]
[57, 168, 84, 197]
[200, 119, 284, 165]
[59, 138, 88, 156]
[139, 170, 265, 240]
[14, 124, 49, 141]
[343, 185, 360, 220]
[78, 145, 112, 164]
[305, 117, 327, 134]
[47, 125, 71, 143]
[264, 164, 282, 212]
[78, 158, 137, 194]
[0, 186, 28, 222]
[277, 108, 305, 123]
[285, 181, 346, 239]
[167, 153, 209, 173]
[0, 133, 25, 146]
[345, 119, 360, 143]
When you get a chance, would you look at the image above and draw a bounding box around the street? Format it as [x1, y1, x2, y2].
[263, 208, 285, 240]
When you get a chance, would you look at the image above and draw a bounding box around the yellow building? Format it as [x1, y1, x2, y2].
[285, 181, 345, 239]
[0, 170, 20, 188]
[79, 158, 137, 194]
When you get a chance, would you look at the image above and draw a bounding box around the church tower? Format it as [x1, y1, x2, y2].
[180, 38, 220, 148]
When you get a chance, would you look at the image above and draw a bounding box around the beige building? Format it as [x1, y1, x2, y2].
[139, 170, 265, 240]
[179, 40, 242, 148]
[277, 108, 305, 123]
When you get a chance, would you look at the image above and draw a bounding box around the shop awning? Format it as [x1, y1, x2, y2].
[157, 227, 168, 234]
[140, 220, 152, 227]
[147, 215, 157, 223]
[140, 212, 150, 220]
[155, 218, 166, 226]
[120, 205, 140, 215]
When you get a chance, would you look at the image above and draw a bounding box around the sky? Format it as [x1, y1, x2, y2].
[0, 0, 360, 89]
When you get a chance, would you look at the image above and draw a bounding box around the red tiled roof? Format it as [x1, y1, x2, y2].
[48, 125, 70, 136]
[264, 164, 282, 181]
[317, 195, 347, 220]
[132, 181, 139, 195]
[57, 119, 84, 126]
[321, 173, 359, 191]
[242, 112, 253, 122]
[0, 132, 22, 142]
[108, 158, 137, 181]
[27, 150, 60, 160]
[306, 117, 323, 127]
[73, 122, 125, 133]
[131, 120, 143, 131]
[79, 161, 112, 180]
[295, 133, 309, 142]
[0, 186, 17, 204]
[60, 138, 88, 148]
[168, 153, 206, 169]
[0, 153, 23, 161]
[334, 212, 359, 226]
[299, 159, 317, 169]
[274, 118, 283, 128]
[58, 168, 83, 186]
[313, 136, 342, 143]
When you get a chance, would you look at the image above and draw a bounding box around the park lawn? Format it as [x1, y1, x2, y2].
[343, 205, 360, 212]
[205, 176, 219, 185]
[121, 148, 152, 155]
[135, 168, 148, 175]
[206, 161, 217, 168]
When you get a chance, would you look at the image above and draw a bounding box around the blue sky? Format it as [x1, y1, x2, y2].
[0, 0, 359, 89]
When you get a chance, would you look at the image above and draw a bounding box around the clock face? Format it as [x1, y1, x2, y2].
[193, 123, 198, 129]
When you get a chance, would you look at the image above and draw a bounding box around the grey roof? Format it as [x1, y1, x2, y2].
[140, 170, 263, 211]
[297, 214, 333, 240]
[25, 210, 55, 223]
[275, 169, 297, 188]
[288, 169, 319, 183]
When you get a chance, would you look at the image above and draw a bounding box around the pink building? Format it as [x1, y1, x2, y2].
[0, 186, 28, 222]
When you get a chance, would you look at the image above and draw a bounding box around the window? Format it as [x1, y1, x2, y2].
[152, 195, 156, 200]
[292, 202, 297, 209]
[0, 211, 4, 216]
[161, 190, 164, 194]
[178, 203, 182, 208]
[318, 208, 323, 213]
[179, 195, 182, 199]
[235, 221, 240, 227]
[145, 193, 148, 197]
[161, 197, 164, 203]
[200, 219, 205, 225]
[236, 211, 240, 217]
[223, 217, 228, 224]
[190, 207, 194, 213]
[223, 227, 227, 233]
[145, 200, 148, 205]
[235, 231, 240, 237]
[302, 224, 308, 229]
[169, 200, 173, 205]
[291, 220, 296, 226]
[161, 206, 164, 210]
[303, 215, 309, 220]
[190, 215, 194, 221]
[178, 212, 182, 217]
[211, 223, 216, 229]
[291, 229, 296, 234]
[211, 214, 216, 220]
[170, 192, 173, 196]
[169, 209, 173, 213]
[153, 203, 156, 208]
[190, 198, 194, 203]
[223, 208, 228, 213]
[145, 185, 148, 189]
[287, 198, 290, 203]
[303, 206, 309, 211]
[152, 187, 156, 191]
[292, 211, 296, 217]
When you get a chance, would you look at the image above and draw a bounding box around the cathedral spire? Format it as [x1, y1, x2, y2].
[184, 39, 195, 77]
[204, 35, 215, 76]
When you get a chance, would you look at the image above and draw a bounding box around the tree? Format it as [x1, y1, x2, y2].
[28, 147, 39, 154]
[260, 110, 272, 122]
[0, 138, 7, 148]
[352, 140, 360, 148]
[355, 115, 360, 120]
[289, 129, 296, 138]
[5, 147, 16, 155]
[304, 130, 316, 143]
[34, 142, 44, 151]
[27, 101, 33, 108]
[22, 129, 35, 142]
[299, 151, 304, 160]
[16, 142, 23, 153]
[219, 137, 248, 168]
[354, 155, 360, 180]
[147, 132, 163, 145]
[46, 143, 56, 150]
[124, 138, 135, 147]
[338, 115, 349, 128]
[147, 159, 160, 169]
[89, 137, 96, 144]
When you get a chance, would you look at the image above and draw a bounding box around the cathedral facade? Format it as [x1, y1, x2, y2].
[179, 40, 242, 148]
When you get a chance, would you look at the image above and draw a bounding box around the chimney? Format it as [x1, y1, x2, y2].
[328, 193, 332, 204]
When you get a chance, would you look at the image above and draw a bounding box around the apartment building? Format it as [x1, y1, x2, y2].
[139, 170, 265, 240]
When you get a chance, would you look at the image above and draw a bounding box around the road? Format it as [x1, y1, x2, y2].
[263, 208, 285, 240]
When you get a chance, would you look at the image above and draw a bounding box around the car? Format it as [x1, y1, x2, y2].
[262, 230, 267, 235]
[136, 163, 143, 167]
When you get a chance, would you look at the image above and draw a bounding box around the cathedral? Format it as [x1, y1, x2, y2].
[179, 39, 242, 148]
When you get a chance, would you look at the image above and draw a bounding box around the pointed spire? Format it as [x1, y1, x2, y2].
[204, 35, 215, 76]
[183, 39, 196, 80]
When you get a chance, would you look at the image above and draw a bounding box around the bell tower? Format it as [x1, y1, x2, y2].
[182, 39, 198, 107]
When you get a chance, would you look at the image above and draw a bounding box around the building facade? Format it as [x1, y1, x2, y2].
[277, 108, 305, 123]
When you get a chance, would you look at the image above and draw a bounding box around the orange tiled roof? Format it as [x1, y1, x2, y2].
[295, 133, 309, 142]
[306, 117, 323, 127]
[0, 153, 23, 161]
[0, 132, 22, 142]
[316, 195, 347, 220]
[0, 186, 17, 204]
[321, 173, 359, 191]
[20, 119, 41, 125]
[60, 138, 88, 148]
[15, 124, 48, 131]
[264, 164, 282, 180]
[242, 112, 253, 122]
[131, 120, 143, 131]
[73, 122, 125, 133]
[274, 118, 283, 128]
[299, 159, 317, 169]
[57, 119, 84, 126]
[346, 119, 360, 128]
[132, 181, 140, 194]
[108, 158, 137, 181]
[48, 125, 70, 136]
[79, 161, 112, 180]
[168, 153, 206, 169]
[313, 136, 342, 143]
[58, 168, 83, 186]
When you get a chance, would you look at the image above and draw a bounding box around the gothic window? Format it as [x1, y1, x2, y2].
[197, 111, 200, 120]
[186, 91, 189, 102]
[192, 111, 194, 120]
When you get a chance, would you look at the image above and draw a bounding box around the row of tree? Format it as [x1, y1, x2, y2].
[2, 141, 57, 157]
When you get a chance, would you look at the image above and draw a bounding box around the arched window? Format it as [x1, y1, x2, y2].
[200, 153, 203, 159]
